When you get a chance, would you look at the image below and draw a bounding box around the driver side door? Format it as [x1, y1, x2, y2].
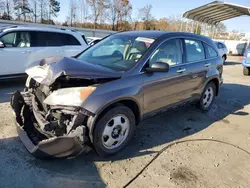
[142, 38, 192, 116]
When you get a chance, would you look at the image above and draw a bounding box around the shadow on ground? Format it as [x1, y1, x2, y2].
[1, 83, 250, 187]
[0, 79, 26, 103]
[224, 61, 241, 66]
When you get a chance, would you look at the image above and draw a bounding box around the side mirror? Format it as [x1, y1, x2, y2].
[0, 41, 5, 48]
[145, 62, 170, 73]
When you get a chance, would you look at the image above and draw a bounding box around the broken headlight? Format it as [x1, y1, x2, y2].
[43, 87, 96, 107]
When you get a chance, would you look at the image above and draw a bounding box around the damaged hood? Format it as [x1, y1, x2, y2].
[25, 56, 122, 86]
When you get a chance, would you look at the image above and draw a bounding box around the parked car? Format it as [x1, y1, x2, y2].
[86, 37, 102, 46]
[242, 44, 250, 75]
[0, 25, 88, 79]
[214, 41, 228, 64]
[11, 31, 223, 158]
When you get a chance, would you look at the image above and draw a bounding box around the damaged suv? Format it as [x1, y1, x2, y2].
[11, 31, 223, 158]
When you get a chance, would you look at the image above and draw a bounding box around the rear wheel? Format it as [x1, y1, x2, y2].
[93, 105, 136, 157]
[198, 82, 216, 112]
[243, 67, 250, 76]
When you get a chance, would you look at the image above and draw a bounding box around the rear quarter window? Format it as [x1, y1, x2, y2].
[204, 43, 218, 58]
[60, 33, 81, 45]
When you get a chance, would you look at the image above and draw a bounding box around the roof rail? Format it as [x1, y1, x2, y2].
[0, 25, 18, 29]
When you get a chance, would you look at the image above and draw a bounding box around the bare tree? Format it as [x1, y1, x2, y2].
[115, 0, 132, 30]
[14, 0, 32, 21]
[0, 0, 14, 20]
[79, 0, 89, 25]
[68, 0, 77, 26]
[30, 0, 39, 22]
[109, 0, 117, 30]
[48, 0, 60, 24]
[88, 0, 110, 29]
[138, 4, 153, 30]
[38, 0, 48, 22]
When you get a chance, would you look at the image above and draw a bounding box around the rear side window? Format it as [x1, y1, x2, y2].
[184, 39, 205, 62]
[204, 43, 218, 58]
[33, 32, 63, 46]
[218, 43, 224, 49]
[61, 33, 80, 45]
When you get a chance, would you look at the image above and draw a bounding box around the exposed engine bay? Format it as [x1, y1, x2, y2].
[10, 56, 122, 158]
[10, 76, 114, 158]
[28, 77, 113, 138]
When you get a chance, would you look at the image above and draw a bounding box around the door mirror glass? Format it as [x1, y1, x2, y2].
[0, 41, 5, 48]
[145, 62, 170, 72]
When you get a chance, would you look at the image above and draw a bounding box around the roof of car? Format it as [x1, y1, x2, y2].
[116, 30, 168, 39]
[1, 25, 80, 35]
[116, 30, 214, 44]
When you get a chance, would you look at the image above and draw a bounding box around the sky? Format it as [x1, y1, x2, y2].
[58, 0, 250, 32]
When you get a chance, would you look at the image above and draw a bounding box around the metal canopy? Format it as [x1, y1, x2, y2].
[183, 1, 250, 25]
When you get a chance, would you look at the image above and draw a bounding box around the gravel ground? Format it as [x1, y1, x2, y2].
[0, 56, 250, 188]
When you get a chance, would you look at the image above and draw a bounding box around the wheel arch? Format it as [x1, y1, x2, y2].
[87, 98, 141, 142]
[205, 77, 220, 96]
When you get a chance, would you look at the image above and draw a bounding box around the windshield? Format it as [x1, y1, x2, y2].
[77, 34, 155, 71]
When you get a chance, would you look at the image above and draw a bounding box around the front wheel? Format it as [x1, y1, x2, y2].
[93, 105, 136, 157]
[243, 67, 250, 76]
[198, 82, 216, 112]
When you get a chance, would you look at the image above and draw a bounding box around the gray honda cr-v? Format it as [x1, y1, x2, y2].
[11, 31, 223, 158]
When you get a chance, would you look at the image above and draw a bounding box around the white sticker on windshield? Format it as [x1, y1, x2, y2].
[135, 37, 155, 44]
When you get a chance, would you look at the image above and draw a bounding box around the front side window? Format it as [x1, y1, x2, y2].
[0, 31, 31, 48]
[149, 39, 182, 67]
[204, 43, 218, 58]
[185, 39, 205, 62]
[77, 35, 155, 71]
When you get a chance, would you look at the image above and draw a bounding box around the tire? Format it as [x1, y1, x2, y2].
[93, 105, 136, 157]
[198, 82, 216, 112]
[243, 67, 250, 76]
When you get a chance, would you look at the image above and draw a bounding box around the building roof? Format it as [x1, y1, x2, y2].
[183, 1, 250, 25]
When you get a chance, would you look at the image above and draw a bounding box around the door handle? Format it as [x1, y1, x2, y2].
[205, 63, 211, 67]
[176, 68, 186, 73]
[22, 50, 31, 54]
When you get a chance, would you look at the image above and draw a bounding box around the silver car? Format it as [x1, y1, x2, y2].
[214, 41, 228, 64]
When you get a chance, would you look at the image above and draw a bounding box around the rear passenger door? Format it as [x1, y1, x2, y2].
[60, 33, 86, 57]
[183, 39, 209, 99]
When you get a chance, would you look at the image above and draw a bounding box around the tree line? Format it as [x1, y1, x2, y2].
[0, 0, 60, 24]
[0, 0, 228, 39]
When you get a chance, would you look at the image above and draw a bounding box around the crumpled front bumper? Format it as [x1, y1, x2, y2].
[10, 91, 90, 159]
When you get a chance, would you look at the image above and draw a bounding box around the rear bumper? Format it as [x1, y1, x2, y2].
[10, 91, 90, 159]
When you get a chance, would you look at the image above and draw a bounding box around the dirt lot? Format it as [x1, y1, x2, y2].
[0, 56, 250, 188]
